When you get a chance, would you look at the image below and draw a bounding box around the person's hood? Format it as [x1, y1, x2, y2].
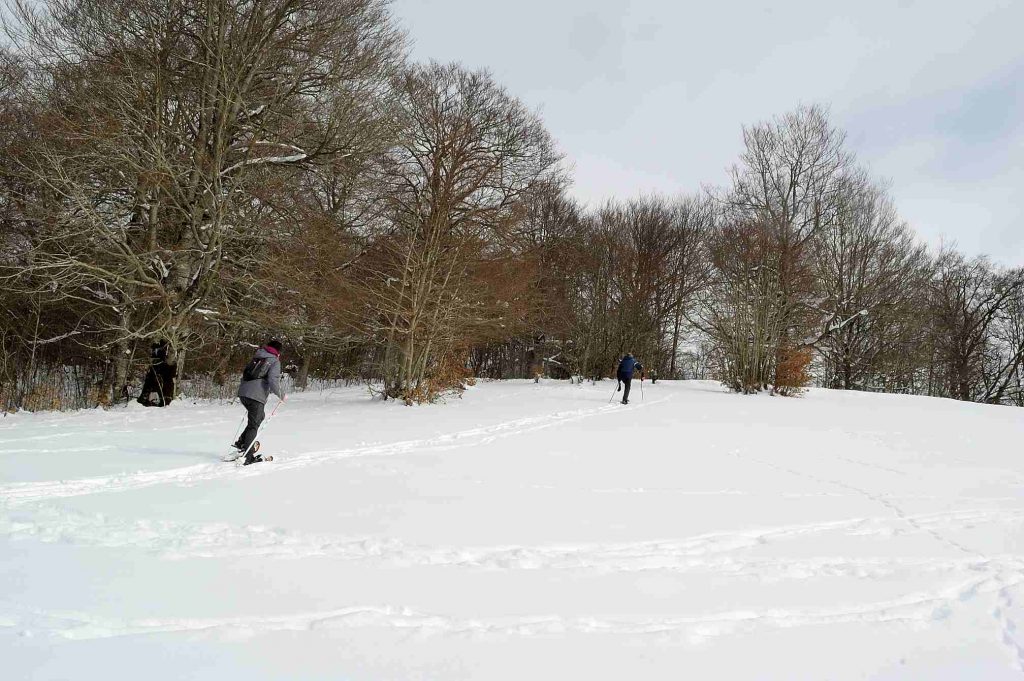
[256, 347, 279, 360]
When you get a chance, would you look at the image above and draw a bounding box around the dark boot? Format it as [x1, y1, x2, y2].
[243, 440, 262, 465]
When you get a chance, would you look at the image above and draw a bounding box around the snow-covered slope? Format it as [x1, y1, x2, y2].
[3, 380, 1024, 680]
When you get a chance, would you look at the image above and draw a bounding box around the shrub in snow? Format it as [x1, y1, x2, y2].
[773, 346, 813, 396]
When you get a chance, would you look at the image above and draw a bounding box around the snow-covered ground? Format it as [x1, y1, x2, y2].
[3, 380, 1024, 680]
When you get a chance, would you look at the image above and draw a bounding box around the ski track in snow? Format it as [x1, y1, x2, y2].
[0, 396, 669, 508]
[4, 504, 1023, 576]
[1, 445, 115, 455]
[3, 573, 1021, 645]
[728, 445, 1024, 670]
[995, 582, 1024, 672]
[727, 447, 984, 557]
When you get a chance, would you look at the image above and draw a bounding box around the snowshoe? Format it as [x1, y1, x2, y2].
[221, 448, 243, 462]
[241, 441, 273, 466]
[221, 440, 248, 462]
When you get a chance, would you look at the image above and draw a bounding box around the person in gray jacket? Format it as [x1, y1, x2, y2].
[231, 339, 286, 464]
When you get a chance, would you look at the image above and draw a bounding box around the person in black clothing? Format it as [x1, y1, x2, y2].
[616, 353, 644, 404]
[137, 339, 176, 406]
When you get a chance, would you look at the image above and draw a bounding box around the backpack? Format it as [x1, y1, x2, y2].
[242, 356, 272, 382]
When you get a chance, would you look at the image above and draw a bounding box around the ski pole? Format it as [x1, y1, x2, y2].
[608, 381, 619, 404]
[230, 411, 247, 442]
[238, 396, 285, 460]
[640, 377, 645, 402]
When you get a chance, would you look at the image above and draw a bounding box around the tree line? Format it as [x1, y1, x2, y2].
[1, 0, 1022, 410]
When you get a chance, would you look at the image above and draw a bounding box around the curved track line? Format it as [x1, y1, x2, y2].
[0, 395, 671, 507]
[5, 504, 1022, 578]
[4, 574, 1015, 643]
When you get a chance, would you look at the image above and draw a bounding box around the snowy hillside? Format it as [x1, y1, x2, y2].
[3, 380, 1024, 680]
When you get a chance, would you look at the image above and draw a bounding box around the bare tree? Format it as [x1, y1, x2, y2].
[468, 184, 586, 380]
[984, 282, 1024, 405]
[928, 251, 1024, 401]
[1, 0, 403, 401]
[811, 177, 932, 390]
[361, 62, 563, 402]
[700, 105, 859, 393]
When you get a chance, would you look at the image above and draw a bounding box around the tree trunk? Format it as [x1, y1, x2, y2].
[669, 310, 682, 378]
[296, 356, 310, 391]
[110, 339, 130, 404]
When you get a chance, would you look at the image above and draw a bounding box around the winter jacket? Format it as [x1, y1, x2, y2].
[617, 355, 643, 380]
[150, 342, 168, 367]
[148, 342, 177, 378]
[237, 347, 284, 404]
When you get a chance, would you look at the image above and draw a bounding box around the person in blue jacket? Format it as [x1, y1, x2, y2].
[616, 353, 644, 404]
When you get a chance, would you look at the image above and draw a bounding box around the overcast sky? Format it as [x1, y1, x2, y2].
[392, 0, 1024, 265]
